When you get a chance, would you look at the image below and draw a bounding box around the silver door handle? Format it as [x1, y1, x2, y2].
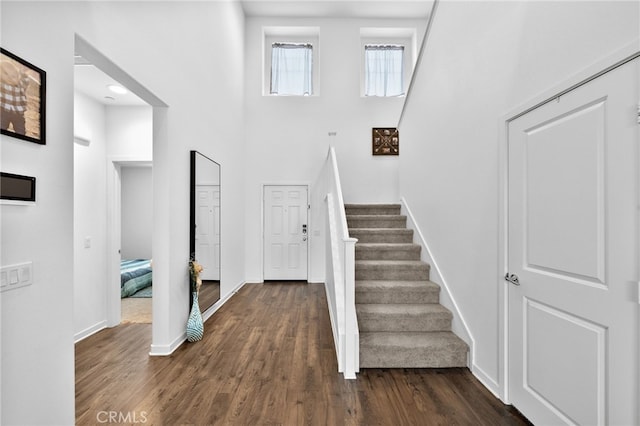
[505, 273, 520, 286]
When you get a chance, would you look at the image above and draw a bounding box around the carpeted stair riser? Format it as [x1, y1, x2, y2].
[347, 215, 407, 229]
[356, 304, 452, 332]
[355, 280, 441, 304]
[345, 204, 401, 216]
[355, 260, 430, 281]
[359, 332, 468, 368]
[355, 243, 421, 261]
[349, 229, 414, 244]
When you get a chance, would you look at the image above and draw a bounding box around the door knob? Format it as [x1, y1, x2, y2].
[505, 273, 520, 286]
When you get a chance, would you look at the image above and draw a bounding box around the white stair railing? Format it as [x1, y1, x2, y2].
[314, 146, 358, 379]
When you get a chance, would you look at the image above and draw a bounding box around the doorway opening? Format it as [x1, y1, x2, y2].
[72, 34, 165, 344]
[116, 162, 153, 324]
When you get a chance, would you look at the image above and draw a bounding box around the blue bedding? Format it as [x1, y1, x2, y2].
[121, 259, 152, 298]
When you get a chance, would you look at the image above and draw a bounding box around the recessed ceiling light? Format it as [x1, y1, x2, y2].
[107, 84, 128, 95]
[104, 96, 116, 101]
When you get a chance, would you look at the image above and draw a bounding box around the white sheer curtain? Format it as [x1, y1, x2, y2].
[270, 43, 313, 96]
[364, 44, 404, 97]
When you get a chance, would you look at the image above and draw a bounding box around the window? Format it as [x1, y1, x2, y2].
[360, 28, 416, 98]
[364, 44, 404, 97]
[263, 27, 319, 96]
[270, 43, 313, 96]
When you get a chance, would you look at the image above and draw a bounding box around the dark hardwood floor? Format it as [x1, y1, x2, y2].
[76, 282, 531, 425]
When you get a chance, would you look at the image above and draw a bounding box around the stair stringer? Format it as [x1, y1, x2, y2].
[399, 198, 479, 364]
[401, 197, 500, 395]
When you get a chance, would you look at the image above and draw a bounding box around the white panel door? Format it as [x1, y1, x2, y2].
[264, 185, 308, 280]
[508, 59, 638, 425]
[195, 185, 220, 280]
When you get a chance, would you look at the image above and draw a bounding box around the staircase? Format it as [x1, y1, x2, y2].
[346, 204, 468, 368]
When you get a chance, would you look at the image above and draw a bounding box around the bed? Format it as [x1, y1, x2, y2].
[120, 259, 152, 298]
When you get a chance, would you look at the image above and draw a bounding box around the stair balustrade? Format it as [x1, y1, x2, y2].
[313, 147, 359, 379]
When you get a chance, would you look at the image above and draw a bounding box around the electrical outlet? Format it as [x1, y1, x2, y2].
[0, 271, 7, 288]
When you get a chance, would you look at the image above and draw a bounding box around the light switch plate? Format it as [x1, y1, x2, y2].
[1, 262, 33, 292]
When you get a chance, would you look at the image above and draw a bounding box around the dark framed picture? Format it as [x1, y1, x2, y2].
[0, 172, 36, 202]
[1, 48, 46, 145]
[372, 127, 399, 155]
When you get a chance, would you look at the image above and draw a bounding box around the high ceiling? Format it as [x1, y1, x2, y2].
[241, 0, 433, 19]
[74, 1, 433, 106]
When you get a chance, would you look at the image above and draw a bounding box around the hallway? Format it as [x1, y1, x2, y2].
[75, 282, 530, 425]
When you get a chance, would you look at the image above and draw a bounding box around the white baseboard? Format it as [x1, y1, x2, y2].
[472, 363, 502, 401]
[400, 197, 474, 345]
[149, 332, 186, 356]
[74, 320, 108, 343]
[150, 280, 247, 356]
[401, 197, 506, 400]
[202, 280, 245, 323]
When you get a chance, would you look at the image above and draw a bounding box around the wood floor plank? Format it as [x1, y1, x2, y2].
[76, 282, 531, 425]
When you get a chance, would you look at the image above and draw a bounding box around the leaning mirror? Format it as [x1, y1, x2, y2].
[190, 150, 221, 313]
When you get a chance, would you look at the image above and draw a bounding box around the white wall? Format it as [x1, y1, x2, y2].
[1, 2, 246, 424]
[106, 106, 152, 160]
[244, 17, 425, 282]
[121, 166, 153, 259]
[73, 92, 109, 342]
[398, 0, 639, 396]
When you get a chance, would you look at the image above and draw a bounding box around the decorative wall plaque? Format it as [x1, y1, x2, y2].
[372, 128, 399, 156]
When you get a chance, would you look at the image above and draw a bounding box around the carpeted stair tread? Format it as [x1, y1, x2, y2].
[357, 303, 452, 332]
[355, 280, 440, 304]
[356, 260, 430, 267]
[347, 215, 407, 229]
[359, 331, 468, 368]
[345, 204, 401, 216]
[349, 228, 414, 243]
[357, 303, 451, 314]
[355, 243, 421, 261]
[355, 260, 430, 281]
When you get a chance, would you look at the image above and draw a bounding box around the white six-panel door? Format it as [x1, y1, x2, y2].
[264, 185, 308, 280]
[195, 185, 220, 281]
[507, 59, 639, 425]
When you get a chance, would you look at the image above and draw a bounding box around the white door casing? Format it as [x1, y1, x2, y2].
[195, 185, 220, 281]
[264, 185, 309, 280]
[507, 59, 638, 425]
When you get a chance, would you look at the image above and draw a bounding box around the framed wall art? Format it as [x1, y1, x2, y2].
[1, 48, 46, 145]
[0, 172, 36, 202]
[372, 127, 399, 155]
